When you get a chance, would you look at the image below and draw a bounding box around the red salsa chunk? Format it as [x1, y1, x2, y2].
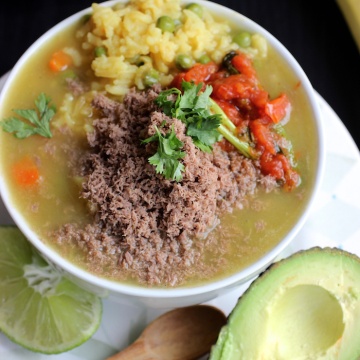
[171, 50, 300, 191]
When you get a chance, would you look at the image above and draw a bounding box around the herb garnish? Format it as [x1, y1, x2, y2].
[142, 125, 185, 182]
[144, 80, 256, 182]
[143, 81, 222, 182]
[1, 93, 56, 138]
[155, 81, 222, 153]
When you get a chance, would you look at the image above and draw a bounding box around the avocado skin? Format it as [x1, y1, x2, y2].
[209, 246, 360, 360]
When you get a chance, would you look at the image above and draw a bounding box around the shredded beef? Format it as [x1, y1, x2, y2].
[66, 78, 89, 96]
[55, 86, 277, 286]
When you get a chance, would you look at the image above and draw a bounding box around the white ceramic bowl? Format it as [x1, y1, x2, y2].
[0, 0, 325, 308]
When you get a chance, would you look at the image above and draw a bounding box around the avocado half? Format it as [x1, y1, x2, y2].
[210, 247, 360, 360]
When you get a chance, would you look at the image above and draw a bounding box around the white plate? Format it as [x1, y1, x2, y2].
[1, 69, 360, 358]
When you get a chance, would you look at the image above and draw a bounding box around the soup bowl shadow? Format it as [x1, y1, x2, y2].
[0, 0, 325, 308]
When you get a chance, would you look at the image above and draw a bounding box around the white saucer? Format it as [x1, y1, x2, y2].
[1, 69, 360, 358]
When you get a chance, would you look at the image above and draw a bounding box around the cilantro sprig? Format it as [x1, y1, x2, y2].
[144, 80, 256, 182]
[1, 93, 56, 139]
[155, 81, 222, 153]
[142, 125, 185, 182]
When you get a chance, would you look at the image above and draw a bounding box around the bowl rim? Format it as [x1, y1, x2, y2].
[0, 0, 325, 299]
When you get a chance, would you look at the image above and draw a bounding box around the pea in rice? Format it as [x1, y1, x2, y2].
[77, 0, 266, 96]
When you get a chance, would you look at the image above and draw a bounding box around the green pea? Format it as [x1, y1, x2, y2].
[185, 3, 203, 18]
[82, 13, 92, 24]
[198, 54, 211, 64]
[233, 31, 252, 48]
[128, 55, 149, 67]
[94, 46, 107, 57]
[175, 54, 194, 69]
[143, 69, 160, 87]
[61, 69, 77, 80]
[156, 16, 175, 33]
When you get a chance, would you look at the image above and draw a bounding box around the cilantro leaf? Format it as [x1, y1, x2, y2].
[186, 114, 222, 152]
[1, 93, 56, 139]
[180, 81, 213, 113]
[154, 80, 257, 167]
[0, 117, 37, 139]
[154, 88, 182, 118]
[155, 81, 222, 152]
[142, 126, 185, 182]
[175, 82, 202, 120]
[149, 80, 257, 180]
[194, 84, 213, 110]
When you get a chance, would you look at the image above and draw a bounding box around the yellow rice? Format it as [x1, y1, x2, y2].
[79, 0, 232, 95]
[55, 0, 267, 132]
[77, 0, 267, 96]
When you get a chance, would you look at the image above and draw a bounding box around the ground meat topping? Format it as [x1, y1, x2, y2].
[66, 77, 89, 96]
[55, 87, 278, 286]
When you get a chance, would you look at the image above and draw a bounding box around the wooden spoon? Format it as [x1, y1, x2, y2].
[106, 304, 226, 360]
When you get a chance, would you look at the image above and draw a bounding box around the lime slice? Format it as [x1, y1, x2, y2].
[0, 226, 102, 354]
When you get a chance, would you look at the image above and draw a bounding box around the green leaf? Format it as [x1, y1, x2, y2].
[193, 84, 213, 110]
[154, 88, 181, 117]
[148, 152, 165, 174]
[187, 114, 222, 149]
[13, 109, 39, 126]
[0, 93, 56, 139]
[155, 81, 221, 149]
[178, 82, 201, 109]
[143, 126, 185, 182]
[171, 160, 185, 182]
[0, 117, 37, 139]
[151, 80, 264, 179]
[149, 81, 229, 179]
[192, 139, 212, 153]
[154, 80, 258, 164]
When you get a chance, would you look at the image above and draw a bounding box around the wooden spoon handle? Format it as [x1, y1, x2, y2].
[106, 339, 156, 360]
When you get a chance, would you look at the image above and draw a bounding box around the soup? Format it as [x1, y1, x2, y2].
[0, 0, 318, 287]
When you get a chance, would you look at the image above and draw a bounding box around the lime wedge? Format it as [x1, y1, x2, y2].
[0, 226, 102, 354]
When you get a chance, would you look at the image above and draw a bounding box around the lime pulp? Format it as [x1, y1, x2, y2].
[0, 226, 102, 354]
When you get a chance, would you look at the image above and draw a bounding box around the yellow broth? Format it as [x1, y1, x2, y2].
[0, 12, 319, 287]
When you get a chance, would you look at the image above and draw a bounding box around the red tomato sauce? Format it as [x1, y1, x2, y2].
[171, 51, 300, 191]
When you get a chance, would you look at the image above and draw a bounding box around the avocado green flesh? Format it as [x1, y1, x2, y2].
[210, 248, 360, 360]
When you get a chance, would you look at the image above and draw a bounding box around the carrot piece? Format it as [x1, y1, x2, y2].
[12, 157, 40, 187]
[265, 93, 290, 123]
[49, 51, 72, 72]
